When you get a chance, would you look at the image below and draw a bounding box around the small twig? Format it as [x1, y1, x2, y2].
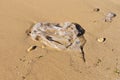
[80, 46, 86, 62]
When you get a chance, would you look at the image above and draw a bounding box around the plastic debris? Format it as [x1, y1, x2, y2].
[28, 22, 86, 49]
[27, 22, 86, 61]
[105, 12, 116, 22]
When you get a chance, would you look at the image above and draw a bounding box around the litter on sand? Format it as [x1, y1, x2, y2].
[105, 12, 116, 22]
[27, 22, 86, 61]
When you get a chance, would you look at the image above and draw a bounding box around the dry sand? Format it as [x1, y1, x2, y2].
[0, 0, 120, 80]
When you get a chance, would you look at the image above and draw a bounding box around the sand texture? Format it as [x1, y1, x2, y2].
[0, 0, 120, 80]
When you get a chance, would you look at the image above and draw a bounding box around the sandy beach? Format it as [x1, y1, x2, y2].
[0, 0, 120, 80]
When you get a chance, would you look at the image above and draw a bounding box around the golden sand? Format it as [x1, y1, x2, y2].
[0, 0, 120, 80]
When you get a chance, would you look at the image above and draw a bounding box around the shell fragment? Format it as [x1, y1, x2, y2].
[97, 38, 106, 43]
[27, 46, 37, 52]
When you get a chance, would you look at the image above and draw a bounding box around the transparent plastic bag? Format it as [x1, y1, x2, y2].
[29, 22, 86, 51]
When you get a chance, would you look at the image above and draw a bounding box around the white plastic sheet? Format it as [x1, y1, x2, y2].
[29, 22, 86, 51]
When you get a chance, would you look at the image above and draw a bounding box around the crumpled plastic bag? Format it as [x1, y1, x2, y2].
[27, 22, 86, 61]
[28, 22, 86, 50]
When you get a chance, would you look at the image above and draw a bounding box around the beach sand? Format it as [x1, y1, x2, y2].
[0, 0, 120, 80]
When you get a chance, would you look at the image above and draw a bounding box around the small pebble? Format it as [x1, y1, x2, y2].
[25, 29, 31, 36]
[97, 38, 106, 43]
[27, 45, 37, 52]
[93, 8, 100, 12]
